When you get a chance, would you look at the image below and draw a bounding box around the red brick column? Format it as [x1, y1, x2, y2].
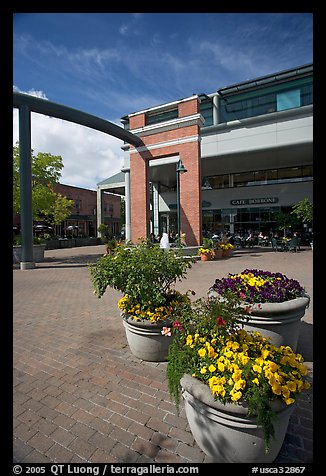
[179, 140, 202, 246]
[129, 150, 150, 242]
[128, 97, 202, 246]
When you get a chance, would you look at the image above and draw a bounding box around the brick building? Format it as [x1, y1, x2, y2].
[98, 63, 313, 246]
[14, 183, 121, 238]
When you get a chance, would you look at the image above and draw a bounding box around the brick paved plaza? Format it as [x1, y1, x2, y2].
[13, 244, 313, 464]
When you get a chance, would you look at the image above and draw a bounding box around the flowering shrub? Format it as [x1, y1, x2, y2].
[89, 238, 196, 322]
[166, 296, 311, 452]
[211, 269, 306, 304]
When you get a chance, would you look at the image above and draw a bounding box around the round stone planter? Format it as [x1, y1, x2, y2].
[13, 244, 46, 264]
[180, 374, 294, 463]
[209, 291, 310, 351]
[122, 315, 173, 362]
[238, 294, 310, 351]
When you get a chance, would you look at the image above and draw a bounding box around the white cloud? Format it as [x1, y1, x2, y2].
[13, 85, 49, 100]
[13, 106, 124, 191]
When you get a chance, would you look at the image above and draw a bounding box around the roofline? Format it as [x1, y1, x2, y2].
[217, 63, 313, 96]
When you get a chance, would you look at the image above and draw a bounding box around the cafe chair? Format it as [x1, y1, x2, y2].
[284, 236, 300, 252]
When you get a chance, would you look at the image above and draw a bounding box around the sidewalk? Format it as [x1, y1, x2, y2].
[13, 245, 313, 464]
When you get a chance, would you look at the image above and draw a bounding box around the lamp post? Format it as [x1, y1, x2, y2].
[176, 159, 187, 245]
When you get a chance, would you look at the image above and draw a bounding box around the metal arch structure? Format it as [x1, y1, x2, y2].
[13, 91, 142, 269]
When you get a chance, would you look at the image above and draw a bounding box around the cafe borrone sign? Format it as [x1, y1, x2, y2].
[230, 197, 278, 206]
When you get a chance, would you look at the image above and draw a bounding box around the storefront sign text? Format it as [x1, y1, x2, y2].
[230, 197, 278, 206]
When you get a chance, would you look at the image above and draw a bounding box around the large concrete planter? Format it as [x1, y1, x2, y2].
[122, 315, 172, 362]
[209, 291, 310, 351]
[238, 294, 310, 351]
[13, 244, 46, 264]
[180, 374, 294, 463]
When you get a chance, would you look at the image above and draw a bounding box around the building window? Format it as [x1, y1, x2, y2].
[146, 107, 178, 125]
[202, 165, 312, 190]
[277, 89, 300, 111]
[200, 100, 213, 127]
[218, 76, 312, 123]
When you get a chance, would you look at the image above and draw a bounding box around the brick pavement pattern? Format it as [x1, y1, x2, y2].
[13, 245, 313, 463]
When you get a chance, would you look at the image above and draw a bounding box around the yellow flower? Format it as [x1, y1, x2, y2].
[200, 367, 207, 374]
[217, 362, 225, 372]
[186, 335, 193, 346]
[208, 364, 216, 373]
[284, 397, 295, 405]
[253, 364, 262, 373]
[230, 388, 242, 401]
[234, 378, 246, 390]
[231, 341, 240, 351]
[208, 346, 217, 358]
[198, 348, 206, 358]
[271, 383, 282, 395]
[232, 369, 242, 382]
[286, 380, 297, 392]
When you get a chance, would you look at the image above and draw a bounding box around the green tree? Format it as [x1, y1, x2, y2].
[51, 193, 74, 226]
[291, 198, 313, 226]
[13, 142, 73, 223]
[271, 211, 300, 237]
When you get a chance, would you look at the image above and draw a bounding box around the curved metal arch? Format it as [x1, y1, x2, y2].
[13, 92, 142, 146]
[13, 92, 141, 268]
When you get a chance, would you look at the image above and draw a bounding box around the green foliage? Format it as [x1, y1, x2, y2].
[271, 211, 300, 237]
[202, 237, 214, 248]
[246, 385, 276, 453]
[13, 142, 72, 223]
[89, 238, 196, 310]
[51, 193, 74, 225]
[97, 224, 111, 242]
[291, 198, 313, 225]
[13, 234, 46, 245]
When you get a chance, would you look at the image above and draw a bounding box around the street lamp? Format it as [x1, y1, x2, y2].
[176, 159, 187, 245]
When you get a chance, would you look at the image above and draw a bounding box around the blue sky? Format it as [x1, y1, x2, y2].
[13, 12, 313, 190]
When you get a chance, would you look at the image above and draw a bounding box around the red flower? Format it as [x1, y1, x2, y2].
[216, 316, 226, 327]
[172, 320, 184, 331]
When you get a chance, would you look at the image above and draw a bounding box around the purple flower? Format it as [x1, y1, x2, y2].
[211, 269, 305, 304]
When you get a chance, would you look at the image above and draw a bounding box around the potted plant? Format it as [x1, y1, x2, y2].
[212, 242, 223, 259]
[89, 238, 196, 361]
[219, 242, 234, 258]
[209, 269, 310, 350]
[166, 296, 311, 462]
[198, 247, 213, 261]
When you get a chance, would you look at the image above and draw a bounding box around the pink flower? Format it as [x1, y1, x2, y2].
[239, 292, 246, 299]
[161, 327, 171, 337]
[172, 320, 184, 331]
[216, 316, 226, 327]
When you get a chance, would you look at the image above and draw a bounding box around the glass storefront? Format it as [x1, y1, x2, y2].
[202, 206, 285, 236]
